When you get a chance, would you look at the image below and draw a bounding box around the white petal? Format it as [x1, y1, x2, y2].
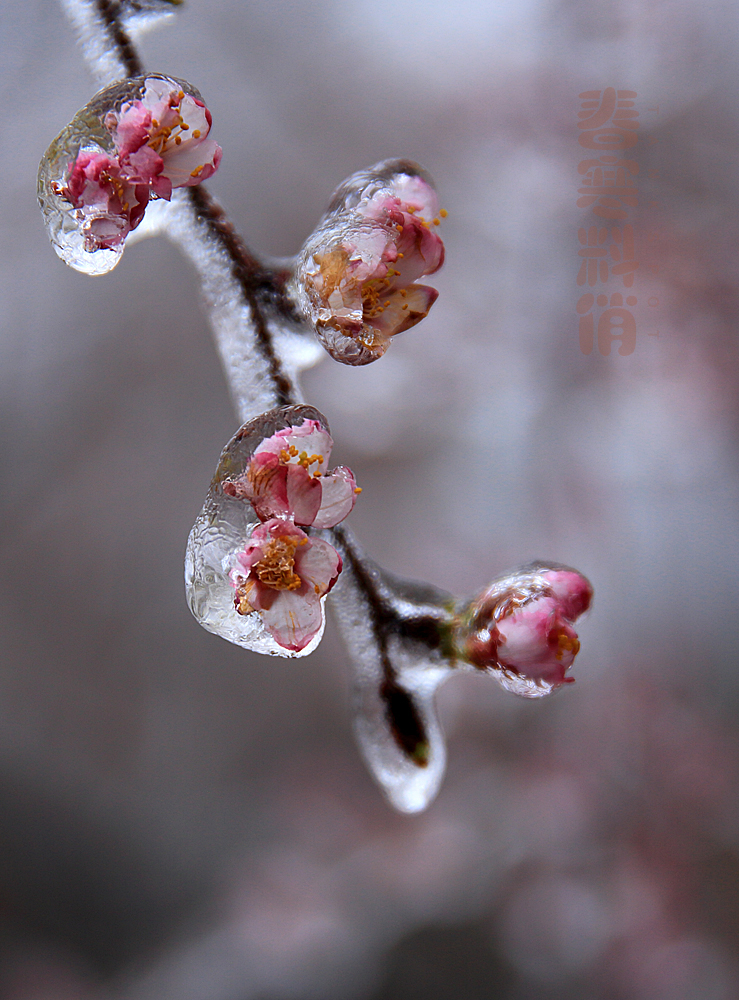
[312, 467, 357, 528]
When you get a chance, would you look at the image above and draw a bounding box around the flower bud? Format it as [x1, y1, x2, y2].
[455, 565, 593, 697]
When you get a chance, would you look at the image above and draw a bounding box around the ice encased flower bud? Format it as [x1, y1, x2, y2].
[38, 74, 221, 275]
[185, 405, 345, 657]
[454, 564, 593, 697]
[294, 159, 445, 366]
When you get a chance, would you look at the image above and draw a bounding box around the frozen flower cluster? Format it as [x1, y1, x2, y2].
[61, 76, 221, 251]
[225, 419, 359, 652]
[455, 566, 593, 696]
[40, 75, 220, 270]
[295, 161, 445, 365]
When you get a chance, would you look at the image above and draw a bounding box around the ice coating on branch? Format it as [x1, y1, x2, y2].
[38, 74, 221, 274]
[294, 159, 445, 366]
[222, 419, 359, 528]
[328, 553, 592, 811]
[326, 537, 456, 812]
[185, 406, 352, 657]
[58, 0, 183, 84]
[454, 564, 593, 697]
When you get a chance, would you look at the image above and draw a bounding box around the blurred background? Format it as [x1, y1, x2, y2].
[2, 0, 739, 996]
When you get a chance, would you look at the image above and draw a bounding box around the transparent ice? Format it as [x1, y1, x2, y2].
[37, 74, 208, 275]
[185, 405, 333, 658]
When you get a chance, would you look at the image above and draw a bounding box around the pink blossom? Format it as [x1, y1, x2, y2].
[111, 77, 222, 197]
[298, 171, 445, 365]
[60, 150, 149, 251]
[223, 419, 359, 529]
[461, 568, 593, 693]
[229, 519, 342, 652]
[60, 76, 221, 252]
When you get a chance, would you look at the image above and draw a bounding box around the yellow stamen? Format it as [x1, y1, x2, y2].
[554, 631, 580, 661]
[433, 218, 440, 226]
[192, 129, 201, 138]
[354, 487, 362, 494]
[253, 536, 305, 591]
[439, 208, 448, 218]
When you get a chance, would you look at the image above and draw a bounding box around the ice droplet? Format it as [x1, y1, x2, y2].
[185, 405, 333, 658]
[453, 563, 593, 698]
[292, 158, 444, 366]
[37, 74, 208, 275]
[326, 534, 456, 812]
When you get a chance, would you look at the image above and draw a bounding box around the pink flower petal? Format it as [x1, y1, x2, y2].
[496, 597, 581, 687]
[178, 94, 212, 136]
[241, 454, 291, 521]
[367, 284, 438, 339]
[387, 174, 439, 221]
[312, 466, 357, 528]
[285, 465, 322, 526]
[120, 143, 164, 187]
[293, 535, 342, 594]
[543, 570, 593, 620]
[160, 138, 222, 187]
[253, 420, 332, 475]
[84, 214, 130, 251]
[260, 587, 324, 652]
[111, 101, 152, 156]
[140, 78, 182, 129]
[396, 216, 445, 277]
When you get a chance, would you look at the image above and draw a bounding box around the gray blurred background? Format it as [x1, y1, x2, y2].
[2, 0, 739, 997]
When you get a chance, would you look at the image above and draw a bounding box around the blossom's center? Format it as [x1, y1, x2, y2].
[552, 628, 580, 661]
[98, 169, 131, 209]
[253, 536, 306, 591]
[361, 279, 392, 319]
[278, 444, 324, 476]
[146, 91, 195, 154]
